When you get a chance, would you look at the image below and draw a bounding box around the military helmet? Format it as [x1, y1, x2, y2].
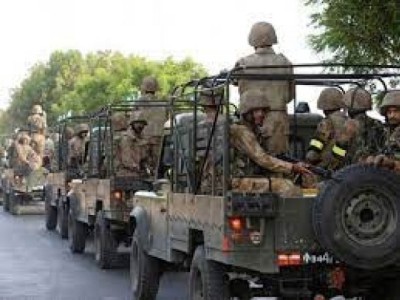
[111, 112, 128, 131]
[248, 22, 277, 48]
[199, 80, 224, 106]
[31, 104, 43, 114]
[343, 87, 372, 110]
[140, 76, 159, 93]
[129, 111, 148, 125]
[75, 123, 89, 134]
[239, 90, 270, 115]
[317, 87, 345, 111]
[380, 91, 400, 115]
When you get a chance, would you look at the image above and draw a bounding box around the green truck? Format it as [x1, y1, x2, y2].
[128, 68, 400, 300]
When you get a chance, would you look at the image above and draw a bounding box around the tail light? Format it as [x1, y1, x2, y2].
[228, 217, 245, 232]
[112, 190, 124, 201]
[277, 252, 302, 267]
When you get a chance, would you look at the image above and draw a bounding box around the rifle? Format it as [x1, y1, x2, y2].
[277, 154, 333, 180]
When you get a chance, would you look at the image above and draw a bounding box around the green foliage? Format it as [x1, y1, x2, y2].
[305, 0, 400, 68]
[3, 51, 208, 133]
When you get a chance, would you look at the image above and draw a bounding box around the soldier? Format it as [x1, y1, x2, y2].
[235, 21, 294, 155]
[306, 87, 346, 168]
[111, 112, 129, 176]
[365, 91, 400, 170]
[329, 87, 384, 169]
[134, 76, 167, 171]
[117, 111, 151, 177]
[43, 131, 55, 171]
[14, 132, 41, 175]
[27, 104, 46, 159]
[68, 123, 89, 171]
[203, 90, 311, 197]
[198, 81, 224, 124]
[6, 132, 19, 169]
[197, 82, 225, 194]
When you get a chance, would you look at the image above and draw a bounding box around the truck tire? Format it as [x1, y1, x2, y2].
[189, 245, 229, 300]
[57, 200, 68, 239]
[130, 233, 160, 300]
[68, 210, 86, 253]
[3, 192, 9, 212]
[313, 165, 400, 270]
[45, 190, 57, 230]
[94, 211, 117, 269]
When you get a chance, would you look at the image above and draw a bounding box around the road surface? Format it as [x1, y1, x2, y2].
[0, 210, 188, 300]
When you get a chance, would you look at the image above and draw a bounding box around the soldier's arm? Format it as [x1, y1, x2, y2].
[230, 124, 293, 174]
[329, 119, 359, 169]
[306, 119, 333, 164]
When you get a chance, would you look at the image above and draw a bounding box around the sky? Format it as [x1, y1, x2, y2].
[0, 0, 325, 111]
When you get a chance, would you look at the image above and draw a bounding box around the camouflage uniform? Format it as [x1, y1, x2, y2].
[27, 105, 46, 158]
[133, 76, 167, 171]
[306, 88, 346, 168]
[365, 91, 400, 171]
[202, 90, 309, 197]
[14, 132, 40, 176]
[7, 133, 18, 168]
[111, 113, 130, 176]
[68, 124, 89, 170]
[235, 22, 294, 155]
[330, 88, 384, 169]
[118, 111, 151, 177]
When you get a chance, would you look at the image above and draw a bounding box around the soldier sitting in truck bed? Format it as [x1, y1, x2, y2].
[116, 111, 152, 177]
[365, 90, 400, 171]
[203, 89, 312, 197]
[68, 123, 89, 177]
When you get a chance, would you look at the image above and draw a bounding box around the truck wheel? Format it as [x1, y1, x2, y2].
[45, 192, 57, 230]
[3, 192, 9, 212]
[313, 165, 400, 270]
[68, 210, 86, 253]
[57, 200, 68, 239]
[130, 233, 160, 300]
[94, 211, 117, 269]
[189, 245, 229, 300]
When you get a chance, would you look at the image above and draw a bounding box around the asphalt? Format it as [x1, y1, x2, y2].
[0, 210, 188, 300]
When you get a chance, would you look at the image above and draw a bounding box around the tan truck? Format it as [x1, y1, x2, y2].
[67, 102, 163, 269]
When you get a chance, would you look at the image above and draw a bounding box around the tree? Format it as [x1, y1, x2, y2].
[1, 51, 208, 134]
[305, 0, 400, 68]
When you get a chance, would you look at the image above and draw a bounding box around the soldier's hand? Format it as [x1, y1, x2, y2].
[292, 162, 313, 175]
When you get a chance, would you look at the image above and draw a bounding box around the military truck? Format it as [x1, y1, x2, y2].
[44, 116, 89, 238]
[129, 67, 400, 300]
[67, 101, 165, 268]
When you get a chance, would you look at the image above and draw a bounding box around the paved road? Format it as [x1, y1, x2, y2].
[0, 210, 188, 300]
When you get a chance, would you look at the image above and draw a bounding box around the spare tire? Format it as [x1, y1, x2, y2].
[313, 164, 400, 270]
